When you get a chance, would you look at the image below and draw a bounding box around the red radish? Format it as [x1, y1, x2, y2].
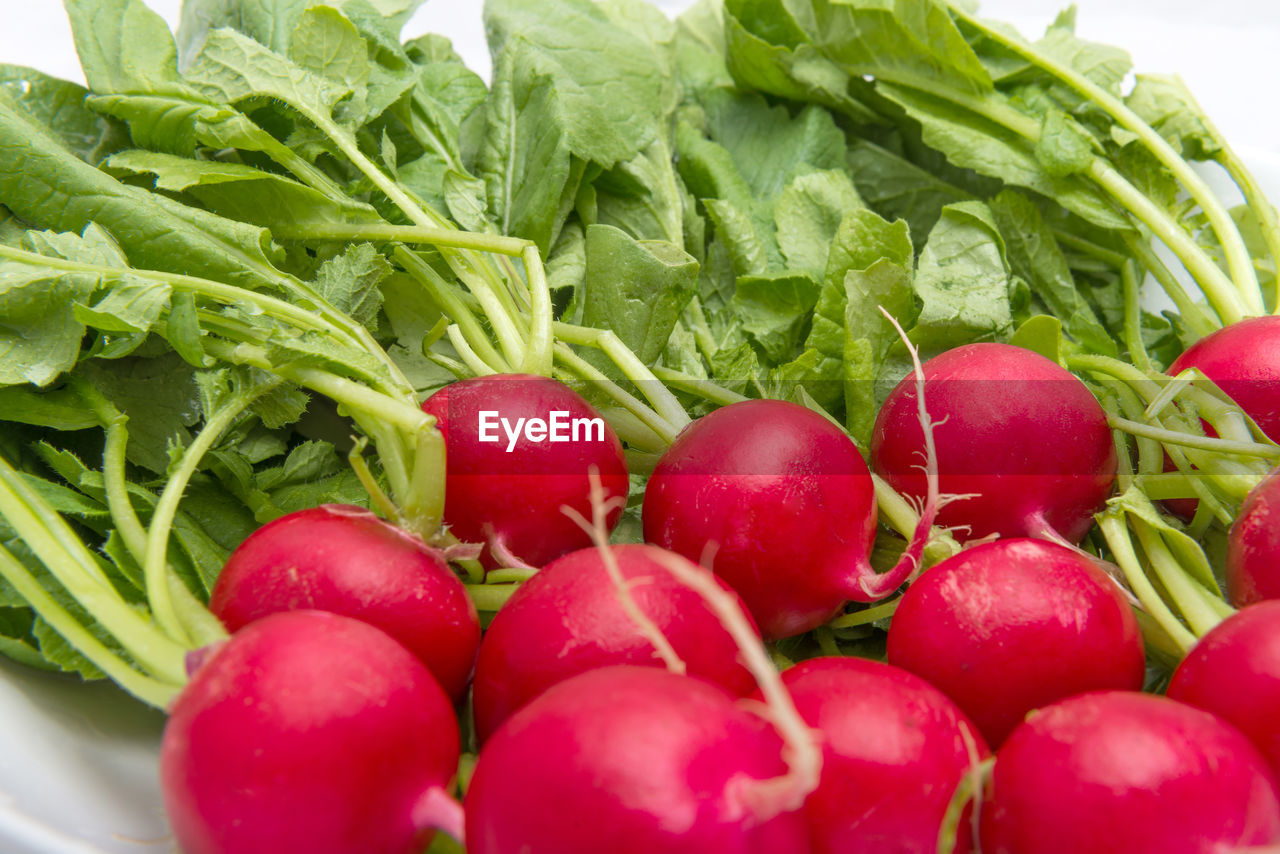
[1225, 467, 1280, 605]
[421, 374, 628, 569]
[643, 398, 934, 638]
[1163, 318, 1280, 519]
[870, 343, 1116, 544]
[161, 611, 463, 854]
[209, 505, 480, 701]
[1168, 601, 1280, 777]
[771, 657, 989, 854]
[471, 543, 759, 743]
[465, 665, 810, 854]
[980, 691, 1280, 854]
[887, 538, 1144, 746]
[1169, 315, 1280, 438]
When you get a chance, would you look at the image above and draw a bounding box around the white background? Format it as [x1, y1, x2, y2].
[0, 0, 1276, 852]
[1, 0, 1278, 152]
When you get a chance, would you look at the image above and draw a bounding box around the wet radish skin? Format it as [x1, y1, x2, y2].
[887, 538, 1144, 746]
[209, 505, 480, 701]
[1164, 318, 1280, 520]
[422, 374, 628, 569]
[1169, 316, 1280, 439]
[643, 399, 878, 639]
[981, 692, 1280, 854]
[161, 611, 462, 854]
[471, 544, 759, 743]
[466, 666, 809, 854]
[771, 657, 989, 854]
[1226, 468, 1280, 605]
[870, 343, 1116, 544]
[1169, 601, 1280, 778]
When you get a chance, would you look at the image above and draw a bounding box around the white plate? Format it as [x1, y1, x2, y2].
[0, 2, 1277, 852]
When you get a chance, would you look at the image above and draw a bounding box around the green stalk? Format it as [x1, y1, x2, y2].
[872, 72, 1249, 324]
[0, 543, 179, 707]
[303, 113, 533, 372]
[394, 247, 511, 373]
[684, 298, 720, 362]
[73, 381, 228, 647]
[1121, 261, 1153, 371]
[398, 423, 447, 541]
[553, 322, 692, 432]
[1090, 161, 1247, 324]
[1121, 235, 1221, 336]
[0, 244, 418, 399]
[828, 597, 901, 629]
[1213, 142, 1280, 311]
[0, 245, 336, 338]
[952, 5, 1265, 314]
[1130, 519, 1227, 636]
[520, 246, 554, 375]
[201, 339, 431, 435]
[71, 380, 149, 563]
[346, 439, 406, 525]
[143, 382, 276, 645]
[551, 343, 680, 444]
[0, 457, 188, 684]
[651, 368, 750, 407]
[586, 404, 669, 454]
[275, 222, 533, 256]
[1051, 229, 1129, 269]
[447, 326, 501, 377]
[1107, 416, 1280, 459]
[1097, 513, 1197, 654]
[465, 583, 521, 611]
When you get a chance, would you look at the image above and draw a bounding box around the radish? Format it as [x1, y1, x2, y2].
[772, 656, 989, 854]
[870, 342, 1116, 544]
[471, 543, 759, 743]
[161, 610, 463, 854]
[1225, 467, 1280, 605]
[208, 505, 480, 701]
[642, 398, 937, 638]
[1168, 601, 1280, 777]
[980, 691, 1280, 854]
[464, 665, 810, 854]
[421, 373, 628, 569]
[466, 475, 819, 853]
[886, 538, 1144, 746]
[1162, 317, 1280, 519]
[1168, 316, 1280, 439]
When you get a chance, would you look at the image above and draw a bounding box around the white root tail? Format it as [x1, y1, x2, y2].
[560, 471, 687, 675]
[852, 308, 942, 600]
[565, 471, 822, 823]
[644, 547, 824, 821]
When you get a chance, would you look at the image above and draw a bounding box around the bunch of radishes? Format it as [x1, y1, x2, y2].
[144, 314, 1280, 854]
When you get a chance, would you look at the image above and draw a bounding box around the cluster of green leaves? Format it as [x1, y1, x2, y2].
[0, 0, 493, 678]
[0, 0, 1275, 682]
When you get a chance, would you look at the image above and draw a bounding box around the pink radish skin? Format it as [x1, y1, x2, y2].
[887, 538, 1144, 746]
[161, 611, 463, 854]
[471, 543, 760, 743]
[1164, 318, 1280, 519]
[209, 505, 480, 701]
[1169, 601, 1280, 778]
[1225, 468, 1280, 605]
[767, 657, 989, 854]
[465, 665, 809, 854]
[643, 399, 922, 639]
[980, 691, 1280, 854]
[871, 343, 1116, 544]
[1169, 316, 1280, 438]
[422, 374, 628, 568]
